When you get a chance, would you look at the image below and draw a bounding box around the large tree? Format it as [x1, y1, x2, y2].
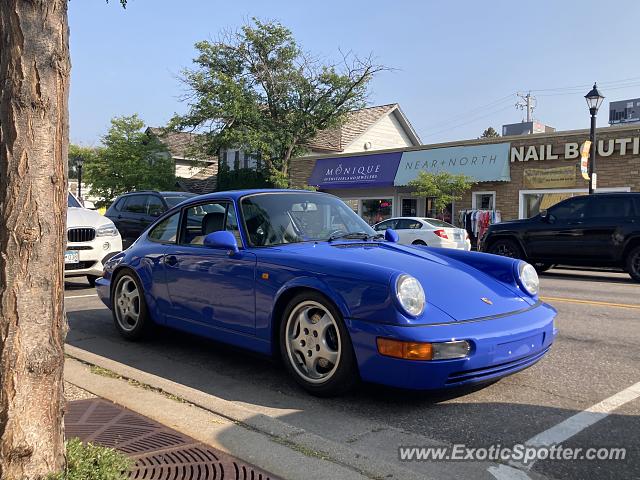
[83, 114, 175, 207]
[171, 18, 387, 186]
[0, 1, 126, 478]
[0, 1, 70, 478]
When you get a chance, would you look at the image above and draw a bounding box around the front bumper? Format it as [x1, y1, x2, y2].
[65, 236, 123, 278]
[348, 301, 557, 390]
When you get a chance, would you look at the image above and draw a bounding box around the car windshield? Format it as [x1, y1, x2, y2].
[164, 194, 195, 208]
[423, 218, 455, 228]
[68, 193, 82, 208]
[241, 192, 376, 247]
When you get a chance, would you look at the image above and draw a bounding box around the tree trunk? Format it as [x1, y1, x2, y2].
[0, 1, 70, 478]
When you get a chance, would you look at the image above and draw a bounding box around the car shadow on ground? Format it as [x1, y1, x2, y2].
[65, 307, 639, 480]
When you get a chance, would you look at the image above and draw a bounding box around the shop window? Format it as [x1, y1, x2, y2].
[361, 199, 393, 225]
[472, 192, 495, 210]
[401, 198, 417, 217]
[344, 199, 359, 214]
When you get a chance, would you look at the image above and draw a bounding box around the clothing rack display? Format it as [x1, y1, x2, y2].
[458, 209, 502, 250]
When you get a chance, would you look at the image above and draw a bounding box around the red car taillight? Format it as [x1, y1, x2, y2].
[433, 229, 449, 239]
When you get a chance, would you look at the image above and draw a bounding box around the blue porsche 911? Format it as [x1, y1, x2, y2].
[97, 190, 557, 396]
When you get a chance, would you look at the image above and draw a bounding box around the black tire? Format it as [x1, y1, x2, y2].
[625, 246, 640, 282]
[280, 291, 359, 396]
[488, 238, 523, 259]
[412, 240, 427, 246]
[533, 263, 553, 273]
[87, 275, 99, 287]
[111, 269, 152, 341]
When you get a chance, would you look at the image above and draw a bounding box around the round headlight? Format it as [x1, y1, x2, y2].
[519, 262, 539, 296]
[396, 274, 425, 316]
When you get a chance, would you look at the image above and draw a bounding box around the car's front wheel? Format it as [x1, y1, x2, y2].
[488, 238, 523, 259]
[625, 246, 640, 282]
[112, 270, 151, 340]
[280, 292, 358, 396]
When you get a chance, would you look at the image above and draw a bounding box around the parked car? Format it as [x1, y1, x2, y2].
[96, 190, 556, 396]
[481, 193, 640, 281]
[105, 191, 196, 248]
[66, 192, 122, 286]
[373, 217, 471, 250]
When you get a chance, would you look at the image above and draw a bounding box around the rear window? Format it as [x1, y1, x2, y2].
[423, 218, 454, 228]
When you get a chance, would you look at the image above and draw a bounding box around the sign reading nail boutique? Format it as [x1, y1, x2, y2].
[308, 152, 402, 188]
[393, 142, 512, 185]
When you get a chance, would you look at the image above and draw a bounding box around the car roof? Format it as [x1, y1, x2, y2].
[182, 189, 331, 202]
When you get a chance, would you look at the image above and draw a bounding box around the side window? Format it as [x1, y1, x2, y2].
[113, 197, 126, 211]
[181, 202, 228, 246]
[375, 219, 396, 231]
[588, 197, 633, 219]
[148, 212, 180, 243]
[122, 195, 147, 214]
[146, 196, 165, 217]
[549, 197, 589, 222]
[396, 219, 422, 230]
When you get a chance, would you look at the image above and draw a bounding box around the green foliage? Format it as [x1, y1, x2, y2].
[408, 171, 474, 215]
[481, 126, 500, 138]
[216, 164, 271, 191]
[48, 438, 130, 480]
[83, 114, 175, 207]
[170, 18, 387, 186]
[68, 144, 98, 180]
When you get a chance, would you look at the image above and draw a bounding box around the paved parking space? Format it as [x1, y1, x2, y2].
[64, 269, 639, 479]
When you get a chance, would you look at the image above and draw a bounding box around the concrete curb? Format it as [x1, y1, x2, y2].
[65, 344, 429, 480]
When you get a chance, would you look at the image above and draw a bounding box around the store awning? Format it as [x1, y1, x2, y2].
[394, 143, 511, 185]
[308, 152, 402, 189]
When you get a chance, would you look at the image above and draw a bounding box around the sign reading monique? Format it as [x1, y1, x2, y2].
[394, 143, 511, 186]
[308, 152, 402, 188]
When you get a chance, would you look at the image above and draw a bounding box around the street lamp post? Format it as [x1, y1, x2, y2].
[584, 83, 605, 194]
[76, 157, 84, 205]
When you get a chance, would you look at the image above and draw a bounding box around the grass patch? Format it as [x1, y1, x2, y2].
[90, 365, 120, 379]
[49, 438, 130, 480]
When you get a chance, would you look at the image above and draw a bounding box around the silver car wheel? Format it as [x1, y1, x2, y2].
[285, 300, 342, 384]
[114, 274, 141, 332]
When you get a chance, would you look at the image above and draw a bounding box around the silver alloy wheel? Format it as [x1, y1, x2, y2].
[114, 275, 141, 332]
[285, 300, 342, 384]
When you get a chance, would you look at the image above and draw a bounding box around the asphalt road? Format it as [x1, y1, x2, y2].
[64, 268, 639, 480]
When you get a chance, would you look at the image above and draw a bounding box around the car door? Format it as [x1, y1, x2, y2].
[116, 194, 149, 248]
[581, 196, 634, 262]
[163, 200, 257, 335]
[395, 219, 423, 244]
[526, 196, 590, 262]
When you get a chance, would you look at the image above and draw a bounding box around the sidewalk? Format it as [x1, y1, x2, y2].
[64, 351, 375, 480]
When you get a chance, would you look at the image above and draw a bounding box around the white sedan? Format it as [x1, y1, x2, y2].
[373, 217, 471, 250]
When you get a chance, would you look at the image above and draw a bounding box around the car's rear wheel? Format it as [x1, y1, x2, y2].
[488, 238, 523, 259]
[280, 292, 358, 396]
[112, 270, 151, 340]
[412, 240, 427, 246]
[625, 246, 640, 282]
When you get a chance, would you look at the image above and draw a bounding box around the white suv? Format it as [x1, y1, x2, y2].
[66, 193, 122, 286]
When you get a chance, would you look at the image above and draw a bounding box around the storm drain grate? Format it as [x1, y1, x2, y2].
[66, 398, 280, 480]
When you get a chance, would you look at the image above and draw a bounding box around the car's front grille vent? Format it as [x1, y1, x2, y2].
[331, 243, 381, 249]
[68, 228, 96, 243]
[65, 261, 97, 271]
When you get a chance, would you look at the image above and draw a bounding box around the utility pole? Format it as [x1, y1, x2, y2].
[516, 92, 536, 122]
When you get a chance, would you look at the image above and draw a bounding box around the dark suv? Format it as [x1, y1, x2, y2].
[105, 191, 196, 248]
[481, 193, 640, 281]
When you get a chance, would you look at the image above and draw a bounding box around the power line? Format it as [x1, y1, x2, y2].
[422, 94, 515, 130]
[423, 104, 514, 138]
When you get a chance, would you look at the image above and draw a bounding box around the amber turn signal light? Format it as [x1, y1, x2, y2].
[376, 338, 434, 360]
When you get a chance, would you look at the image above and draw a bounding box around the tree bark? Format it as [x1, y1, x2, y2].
[0, 1, 70, 478]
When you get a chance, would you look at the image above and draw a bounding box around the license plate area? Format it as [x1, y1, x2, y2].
[494, 334, 544, 363]
[65, 250, 79, 264]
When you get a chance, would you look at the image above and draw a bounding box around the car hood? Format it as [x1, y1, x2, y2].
[268, 241, 532, 322]
[67, 207, 111, 228]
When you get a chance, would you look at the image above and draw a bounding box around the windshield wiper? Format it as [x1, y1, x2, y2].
[328, 232, 373, 242]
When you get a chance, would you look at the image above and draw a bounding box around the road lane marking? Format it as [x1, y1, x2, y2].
[64, 294, 98, 299]
[541, 295, 640, 310]
[489, 381, 640, 479]
[525, 380, 640, 448]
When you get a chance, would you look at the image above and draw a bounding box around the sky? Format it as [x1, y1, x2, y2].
[69, 0, 640, 147]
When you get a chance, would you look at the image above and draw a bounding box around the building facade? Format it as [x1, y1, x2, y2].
[291, 124, 640, 225]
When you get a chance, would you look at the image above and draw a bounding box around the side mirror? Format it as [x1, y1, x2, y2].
[385, 228, 399, 243]
[203, 231, 239, 254]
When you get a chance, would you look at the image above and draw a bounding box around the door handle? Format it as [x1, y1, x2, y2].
[164, 255, 179, 267]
